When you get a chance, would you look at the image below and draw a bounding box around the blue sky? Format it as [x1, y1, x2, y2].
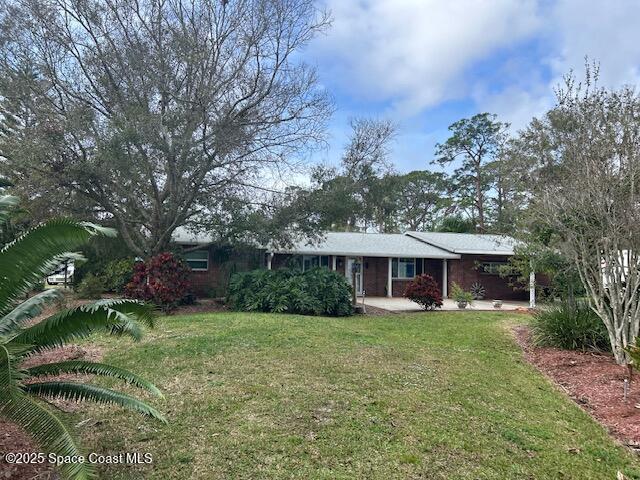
[300, 0, 640, 173]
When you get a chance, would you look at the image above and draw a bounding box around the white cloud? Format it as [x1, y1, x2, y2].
[311, 0, 541, 115]
[309, 0, 640, 171]
[548, 0, 640, 87]
[471, 0, 640, 131]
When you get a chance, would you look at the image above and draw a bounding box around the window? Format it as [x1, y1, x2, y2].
[302, 255, 330, 271]
[184, 249, 209, 271]
[392, 258, 415, 279]
[479, 261, 506, 275]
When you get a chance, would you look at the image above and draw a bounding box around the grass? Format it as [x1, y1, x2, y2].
[73, 311, 640, 479]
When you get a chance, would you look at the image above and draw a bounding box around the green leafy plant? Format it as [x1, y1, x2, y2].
[75, 273, 105, 299]
[228, 268, 353, 316]
[625, 342, 640, 371]
[451, 282, 474, 305]
[102, 258, 135, 293]
[0, 195, 164, 480]
[531, 300, 610, 351]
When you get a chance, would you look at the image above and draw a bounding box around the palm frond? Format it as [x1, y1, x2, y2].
[25, 382, 166, 423]
[0, 195, 18, 224]
[9, 300, 155, 353]
[0, 289, 63, 336]
[27, 361, 163, 398]
[1, 345, 94, 479]
[0, 345, 16, 393]
[0, 219, 116, 316]
[0, 395, 95, 479]
[90, 299, 156, 328]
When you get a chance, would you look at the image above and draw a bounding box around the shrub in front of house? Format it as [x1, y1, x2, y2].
[227, 268, 353, 316]
[102, 258, 136, 293]
[76, 273, 105, 299]
[531, 300, 610, 352]
[125, 252, 191, 311]
[404, 274, 443, 310]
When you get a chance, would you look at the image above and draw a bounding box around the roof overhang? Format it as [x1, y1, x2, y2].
[271, 249, 460, 259]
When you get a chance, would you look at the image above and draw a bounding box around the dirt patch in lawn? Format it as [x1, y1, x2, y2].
[1, 344, 102, 480]
[514, 325, 640, 449]
[362, 304, 395, 316]
[171, 298, 229, 315]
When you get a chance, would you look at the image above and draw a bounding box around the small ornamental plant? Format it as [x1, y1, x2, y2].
[404, 274, 443, 310]
[451, 282, 474, 309]
[125, 252, 191, 311]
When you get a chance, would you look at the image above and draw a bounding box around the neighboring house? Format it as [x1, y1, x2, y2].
[174, 229, 527, 300]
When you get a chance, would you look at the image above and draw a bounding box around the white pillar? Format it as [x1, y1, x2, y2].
[332, 255, 337, 271]
[267, 252, 274, 270]
[442, 259, 448, 298]
[387, 257, 393, 298]
[529, 270, 536, 309]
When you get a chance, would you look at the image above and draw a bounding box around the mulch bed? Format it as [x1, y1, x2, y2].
[514, 325, 640, 450]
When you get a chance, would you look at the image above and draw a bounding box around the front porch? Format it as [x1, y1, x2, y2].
[362, 296, 530, 312]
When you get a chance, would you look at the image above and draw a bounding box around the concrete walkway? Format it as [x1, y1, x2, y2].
[362, 296, 530, 312]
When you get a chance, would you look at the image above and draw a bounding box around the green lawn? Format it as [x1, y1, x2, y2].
[75, 311, 640, 479]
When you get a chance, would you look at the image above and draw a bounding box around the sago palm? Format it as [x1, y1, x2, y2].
[0, 195, 165, 480]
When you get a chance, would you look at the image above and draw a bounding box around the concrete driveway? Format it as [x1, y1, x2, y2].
[362, 296, 530, 312]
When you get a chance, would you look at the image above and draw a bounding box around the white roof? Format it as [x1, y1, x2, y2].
[274, 232, 460, 259]
[172, 226, 215, 245]
[172, 226, 518, 257]
[406, 231, 517, 255]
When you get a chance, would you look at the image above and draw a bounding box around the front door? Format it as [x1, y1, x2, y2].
[346, 257, 364, 296]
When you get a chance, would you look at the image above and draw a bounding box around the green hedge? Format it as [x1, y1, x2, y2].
[228, 268, 353, 316]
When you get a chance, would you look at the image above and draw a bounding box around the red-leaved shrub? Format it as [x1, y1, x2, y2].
[125, 252, 191, 311]
[404, 274, 443, 310]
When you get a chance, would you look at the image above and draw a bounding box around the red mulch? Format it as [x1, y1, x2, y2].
[514, 325, 640, 449]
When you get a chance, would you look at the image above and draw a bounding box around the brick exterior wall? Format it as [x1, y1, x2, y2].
[447, 255, 526, 300]
[185, 245, 261, 297]
[424, 259, 444, 291]
[363, 256, 387, 296]
[189, 262, 223, 297]
[267, 252, 527, 300]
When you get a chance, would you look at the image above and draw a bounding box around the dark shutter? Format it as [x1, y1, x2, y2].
[415, 258, 423, 275]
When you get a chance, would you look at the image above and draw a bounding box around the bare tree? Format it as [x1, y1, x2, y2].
[309, 117, 396, 232]
[0, 0, 331, 256]
[523, 66, 640, 365]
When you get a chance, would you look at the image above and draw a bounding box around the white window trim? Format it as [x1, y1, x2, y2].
[392, 257, 416, 280]
[185, 250, 209, 271]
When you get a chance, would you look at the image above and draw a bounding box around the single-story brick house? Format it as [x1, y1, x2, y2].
[175, 229, 529, 301]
